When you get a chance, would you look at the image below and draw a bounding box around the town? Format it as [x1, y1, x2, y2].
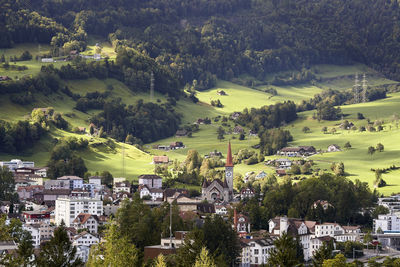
[0, 143, 399, 266]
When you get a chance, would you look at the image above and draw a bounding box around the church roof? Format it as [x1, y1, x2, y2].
[225, 141, 233, 167]
[202, 179, 229, 189]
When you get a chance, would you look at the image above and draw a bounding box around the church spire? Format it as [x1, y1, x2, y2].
[226, 141, 233, 167]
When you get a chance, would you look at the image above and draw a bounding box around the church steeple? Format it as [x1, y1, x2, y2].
[226, 141, 233, 167]
[225, 141, 234, 196]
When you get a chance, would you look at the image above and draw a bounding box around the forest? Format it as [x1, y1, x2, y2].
[3, 0, 400, 89]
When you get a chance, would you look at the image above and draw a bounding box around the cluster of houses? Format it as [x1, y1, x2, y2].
[154, 141, 185, 151]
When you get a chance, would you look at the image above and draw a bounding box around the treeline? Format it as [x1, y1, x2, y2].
[15, 0, 400, 88]
[90, 99, 181, 143]
[236, 101, 297, 133]
[240, 173, 378, 230]
[0, 120, 46, 153]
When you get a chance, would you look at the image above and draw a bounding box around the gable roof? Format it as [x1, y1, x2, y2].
[202, 178, 229, 189]
[73, 213, 98, 225]
[139, 174, 162, 180]
[153, 156, 169, 163]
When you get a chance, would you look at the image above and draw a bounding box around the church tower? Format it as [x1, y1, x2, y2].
[225, 141, 234, 194]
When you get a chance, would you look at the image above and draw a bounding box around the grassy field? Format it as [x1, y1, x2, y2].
[281, 93, 400, 195]
[2, 44, 400, 194]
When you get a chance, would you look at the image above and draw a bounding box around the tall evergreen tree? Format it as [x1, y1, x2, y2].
[36, 225, 82, 267]
[194, 247, 217, 267]
[268, 232, 303, 267]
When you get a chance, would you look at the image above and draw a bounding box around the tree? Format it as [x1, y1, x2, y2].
[268, 232, 303, 267]
[322, 126, 327, 134]
[0, 167, 18, 203]
[100, 171, 113, 188]
[239, 133, 245, 140]
[363, 231, 373, 250]
[344, 141, 351, 149]
[372, 205, 389, 219]
[322, 253, 347, 267]
[194, 247, 217, 267]
[153, 254, 167, 267]
[376, 143, 384, 152]
[367, 146, 375, 156]
[87, 222, 139, 267]
[89, 125, 94, 135]
[36, 225, 82, 267]
[312, 240, 334, 267]
[217, 127, 225, 141]
[302, 126, 310, 133]
[357, 113, 365, 120]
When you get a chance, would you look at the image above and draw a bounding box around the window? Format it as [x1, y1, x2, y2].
[255, 257, 258, 264]
[254, 249, 259, 255]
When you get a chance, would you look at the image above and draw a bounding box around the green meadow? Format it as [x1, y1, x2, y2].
[1, 42, 400, 194]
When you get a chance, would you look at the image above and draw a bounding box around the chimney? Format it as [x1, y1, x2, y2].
[234, 208, 238, 230]
[280, 216, 288, 235]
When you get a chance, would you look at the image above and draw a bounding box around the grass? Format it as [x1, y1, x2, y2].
[2, 44, 400, 194]
[281, 93, 400, 195]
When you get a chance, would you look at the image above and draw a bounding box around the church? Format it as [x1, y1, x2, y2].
[201, 142, 234, 202]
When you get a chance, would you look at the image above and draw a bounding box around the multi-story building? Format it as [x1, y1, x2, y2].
[55, 197, 103, 227]
[138, 175, 162, 189]
[0, 159, 34, 172]
[57, 176, 84, 190]
[240, 237, 275, 266]
[374, 214, 400, 233]
[72, 213, 99, 234]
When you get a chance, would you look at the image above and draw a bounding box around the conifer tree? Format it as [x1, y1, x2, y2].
[194, 247, 217, 267]
[36, 225, 82, 267]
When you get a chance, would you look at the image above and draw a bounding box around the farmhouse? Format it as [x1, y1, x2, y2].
[217, 90, 227, 95]
[276, 169, 287, 176]
[277, 146, 316, 157]
[233, 125, 244, 134]
[170, 141, 184, 149]
[255, 171, 267, 179]
[175, 129, 188, 137]
[153, 156, 169, 164]
[231, 112, 241, 120]
[276, 158, 292, 169]
[327, 144, 341, 152]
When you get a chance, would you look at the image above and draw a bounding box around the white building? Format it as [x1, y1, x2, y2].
[139, 185, 164, 201]
[138, 174, 162, 189]
[378, 195, 400, 213]
[76, 245, 90, 263]
[72, 213, 99, 234]
[23, 224, 41, 247]
[215, 205, 228, 215]
[57, 176, 84, 190]
[374, 214, 400, 233]
[55, 197, 103, 227]
[240, 238, 275, 266]
[0, 159, 34, 172]
[72, 231, 99, 247]
[113, 181, 131, 194]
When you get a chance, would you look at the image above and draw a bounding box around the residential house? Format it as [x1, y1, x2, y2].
[72, 213, 99, 234]
[234, 210, 251, 237]
[240, 188, 255, 199]
[72, 231, 99, 247]
[0, 76, 11, 81]
[42, 189, 71, 202]
[231, 112, 241, 120]
[276, 158, 292, 169]
[44, 179, 70, 190]
[240, 237, 275, 266]
[23, 210, 51, 224]
[276, 169, 287, 176]
[327, 144, 341, 152]
[139, 185, 164, 201]
[23, 224, 41, 247]
[277, 146, 316, 157]
[233, 125, 244, 134]
[175, 129, 188, 137]
[312, 200, 334, 210]
[113, 181, 131, 194]
[170, 141, 185, 150]
[17, 185, 44, 200]
[215, 204, 228, 215]
[153, 156, 169, 164]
